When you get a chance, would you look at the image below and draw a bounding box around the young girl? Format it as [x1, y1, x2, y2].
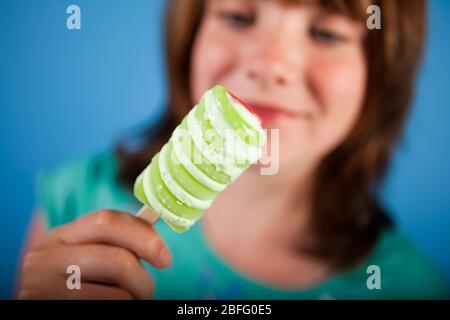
[18, 0, 448, 299]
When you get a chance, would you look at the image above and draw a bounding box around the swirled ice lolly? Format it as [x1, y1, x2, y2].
[133, 85, 265, 232]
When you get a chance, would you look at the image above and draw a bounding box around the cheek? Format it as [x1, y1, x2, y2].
[191, 28, 237, 103]
[310, 56, 367, 154]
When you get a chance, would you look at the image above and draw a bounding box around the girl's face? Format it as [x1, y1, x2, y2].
[191, 0, 367, 173]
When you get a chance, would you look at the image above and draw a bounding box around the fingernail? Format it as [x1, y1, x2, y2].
[158, 246, 172, 267]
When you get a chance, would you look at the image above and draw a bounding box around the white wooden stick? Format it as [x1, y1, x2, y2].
[136, 205, 159, 225]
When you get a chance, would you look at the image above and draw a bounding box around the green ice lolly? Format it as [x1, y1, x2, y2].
[134, 85, 265, 233]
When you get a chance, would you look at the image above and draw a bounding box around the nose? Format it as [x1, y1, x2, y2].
[245, 35, 298, 88]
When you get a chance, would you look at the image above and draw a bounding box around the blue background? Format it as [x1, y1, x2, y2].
[0, 0, 449, 299]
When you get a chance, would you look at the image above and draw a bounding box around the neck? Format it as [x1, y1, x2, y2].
[201, 160, 334, 288]
[205, 160, 317, 249]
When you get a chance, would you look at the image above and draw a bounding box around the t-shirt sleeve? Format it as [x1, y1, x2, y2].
[36, 158, 88, 230]
[35, 152, 137, 231]
[372, 229, 450, 299]
[395, 248, 450, 299]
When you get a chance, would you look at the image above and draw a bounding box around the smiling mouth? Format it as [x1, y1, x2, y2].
[248, 103, 312, 125]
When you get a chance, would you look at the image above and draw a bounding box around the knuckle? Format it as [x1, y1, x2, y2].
[94, 210, 118, 231]
[22, 251, 41, 271]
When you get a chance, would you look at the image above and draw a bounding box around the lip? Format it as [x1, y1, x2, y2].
[247, 102, 302, 125]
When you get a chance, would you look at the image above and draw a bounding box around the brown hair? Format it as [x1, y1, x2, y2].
[117, 0, 427, 269]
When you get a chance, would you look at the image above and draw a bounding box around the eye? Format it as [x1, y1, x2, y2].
[311, 27, 346, 45]
[218, 11, 255, 28]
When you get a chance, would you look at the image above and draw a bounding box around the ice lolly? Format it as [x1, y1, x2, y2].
[133, 85, 265, 232]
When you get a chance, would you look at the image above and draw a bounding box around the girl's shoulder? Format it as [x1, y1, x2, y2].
[358, 227, 449, 299]
[36, 150, 139, 229]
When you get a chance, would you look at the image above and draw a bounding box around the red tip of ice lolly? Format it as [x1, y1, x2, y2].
[228, 90, 260, 121]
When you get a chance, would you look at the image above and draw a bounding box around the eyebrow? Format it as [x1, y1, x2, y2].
[278, 0, 368, 21]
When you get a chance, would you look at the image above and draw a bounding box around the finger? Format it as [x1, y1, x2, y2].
[63, 244, 154, 299]
[25, 244, 154, 300]
[19, 250, 66, 297]
[50, 210, 172, 268]
[66, 282, 135, 300]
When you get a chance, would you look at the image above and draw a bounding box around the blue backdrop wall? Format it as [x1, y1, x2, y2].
[1, 0, 449, 299]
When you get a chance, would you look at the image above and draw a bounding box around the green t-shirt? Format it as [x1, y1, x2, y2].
[36, 151, 449, 299]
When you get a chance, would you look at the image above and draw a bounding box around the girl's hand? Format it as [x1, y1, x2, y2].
[18, 210, 171, 300]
